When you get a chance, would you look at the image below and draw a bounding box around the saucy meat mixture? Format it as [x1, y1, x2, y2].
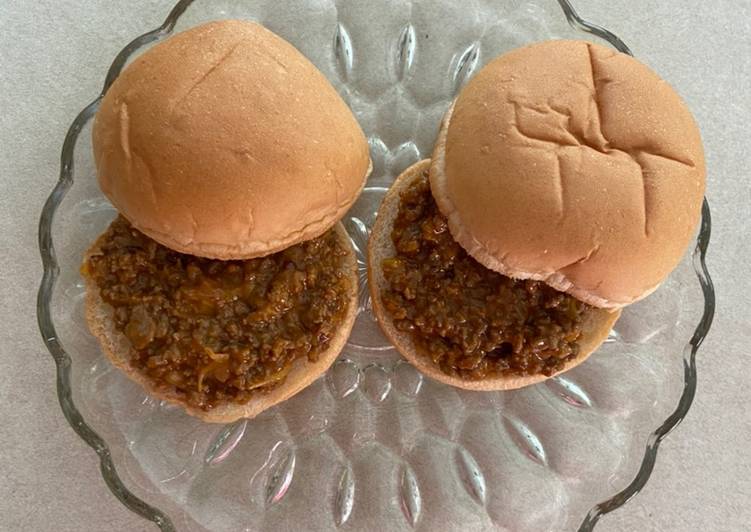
[85, 216, 351, 410]
[381, 171, 596, 379]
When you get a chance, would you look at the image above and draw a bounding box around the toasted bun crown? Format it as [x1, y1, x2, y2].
[93, 20, 370, 259]
[369, 160, 620, 391]
[431, 40, 705, 308]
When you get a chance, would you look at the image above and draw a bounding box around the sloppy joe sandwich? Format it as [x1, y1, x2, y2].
[82, 20, 371, 422]
[369, 40, 705, 390]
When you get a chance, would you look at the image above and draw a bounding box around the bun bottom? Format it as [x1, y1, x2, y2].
[368, 159, 620, 391]
[84, 222, 358, 423]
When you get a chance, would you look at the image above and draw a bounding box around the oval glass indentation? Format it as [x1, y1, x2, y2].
[291, 413, 329, 439]
[545, 376, 593, 408]
[334, 23, 353, 80]
[502, 416, 548, 466]
[334, 464, 355, 526]
[396, 24, 416, 81]
[348, 186, 386, 228]
[368, 136, 389, 178]
[327, 358, 361, 398]
[345, 216, 371, 313]
[388, 141, 421, 175]
[265, 445, 296, 506]
[362, 364, 392, 402]
[346, 216, 369, 260]
[399, 464, 421, 527]
[454, 446, 486, 505]
[393, 360, 423, 397]
[204, 420, 247, 466]
[75, 197, 116, 227]
[452, 42, 480, 94]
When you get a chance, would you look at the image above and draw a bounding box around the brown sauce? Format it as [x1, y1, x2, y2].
[381, 171, 595, 379]
[84, 216, 351, 410]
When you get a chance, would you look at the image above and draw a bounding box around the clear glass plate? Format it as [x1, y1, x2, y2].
[38, 1, 715, 530]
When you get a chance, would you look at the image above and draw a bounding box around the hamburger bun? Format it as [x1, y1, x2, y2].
[368, 160, 620, 391]
[84, 222, 358, 423]
[93, 20, 371, 260]
[431, 40, 705, 308]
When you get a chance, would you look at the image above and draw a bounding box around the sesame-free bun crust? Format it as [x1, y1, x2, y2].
[93, 20, 370, 259]
[369, 160, 620, 391]
[431, 40, 705, 308]
[84, 222, 358, 423]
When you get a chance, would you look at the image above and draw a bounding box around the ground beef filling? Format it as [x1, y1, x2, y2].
[85, 216, 351, 410]
[381, 172, 596, 379]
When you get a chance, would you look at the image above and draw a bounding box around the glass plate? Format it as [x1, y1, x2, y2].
[38, 1, 715, 530]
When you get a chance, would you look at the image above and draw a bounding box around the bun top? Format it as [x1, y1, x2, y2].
[431, 40, 705, 308]
[93, 20, 370, 259]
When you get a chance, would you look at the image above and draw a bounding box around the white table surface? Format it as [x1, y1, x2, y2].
[2, 1, 749, 530]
